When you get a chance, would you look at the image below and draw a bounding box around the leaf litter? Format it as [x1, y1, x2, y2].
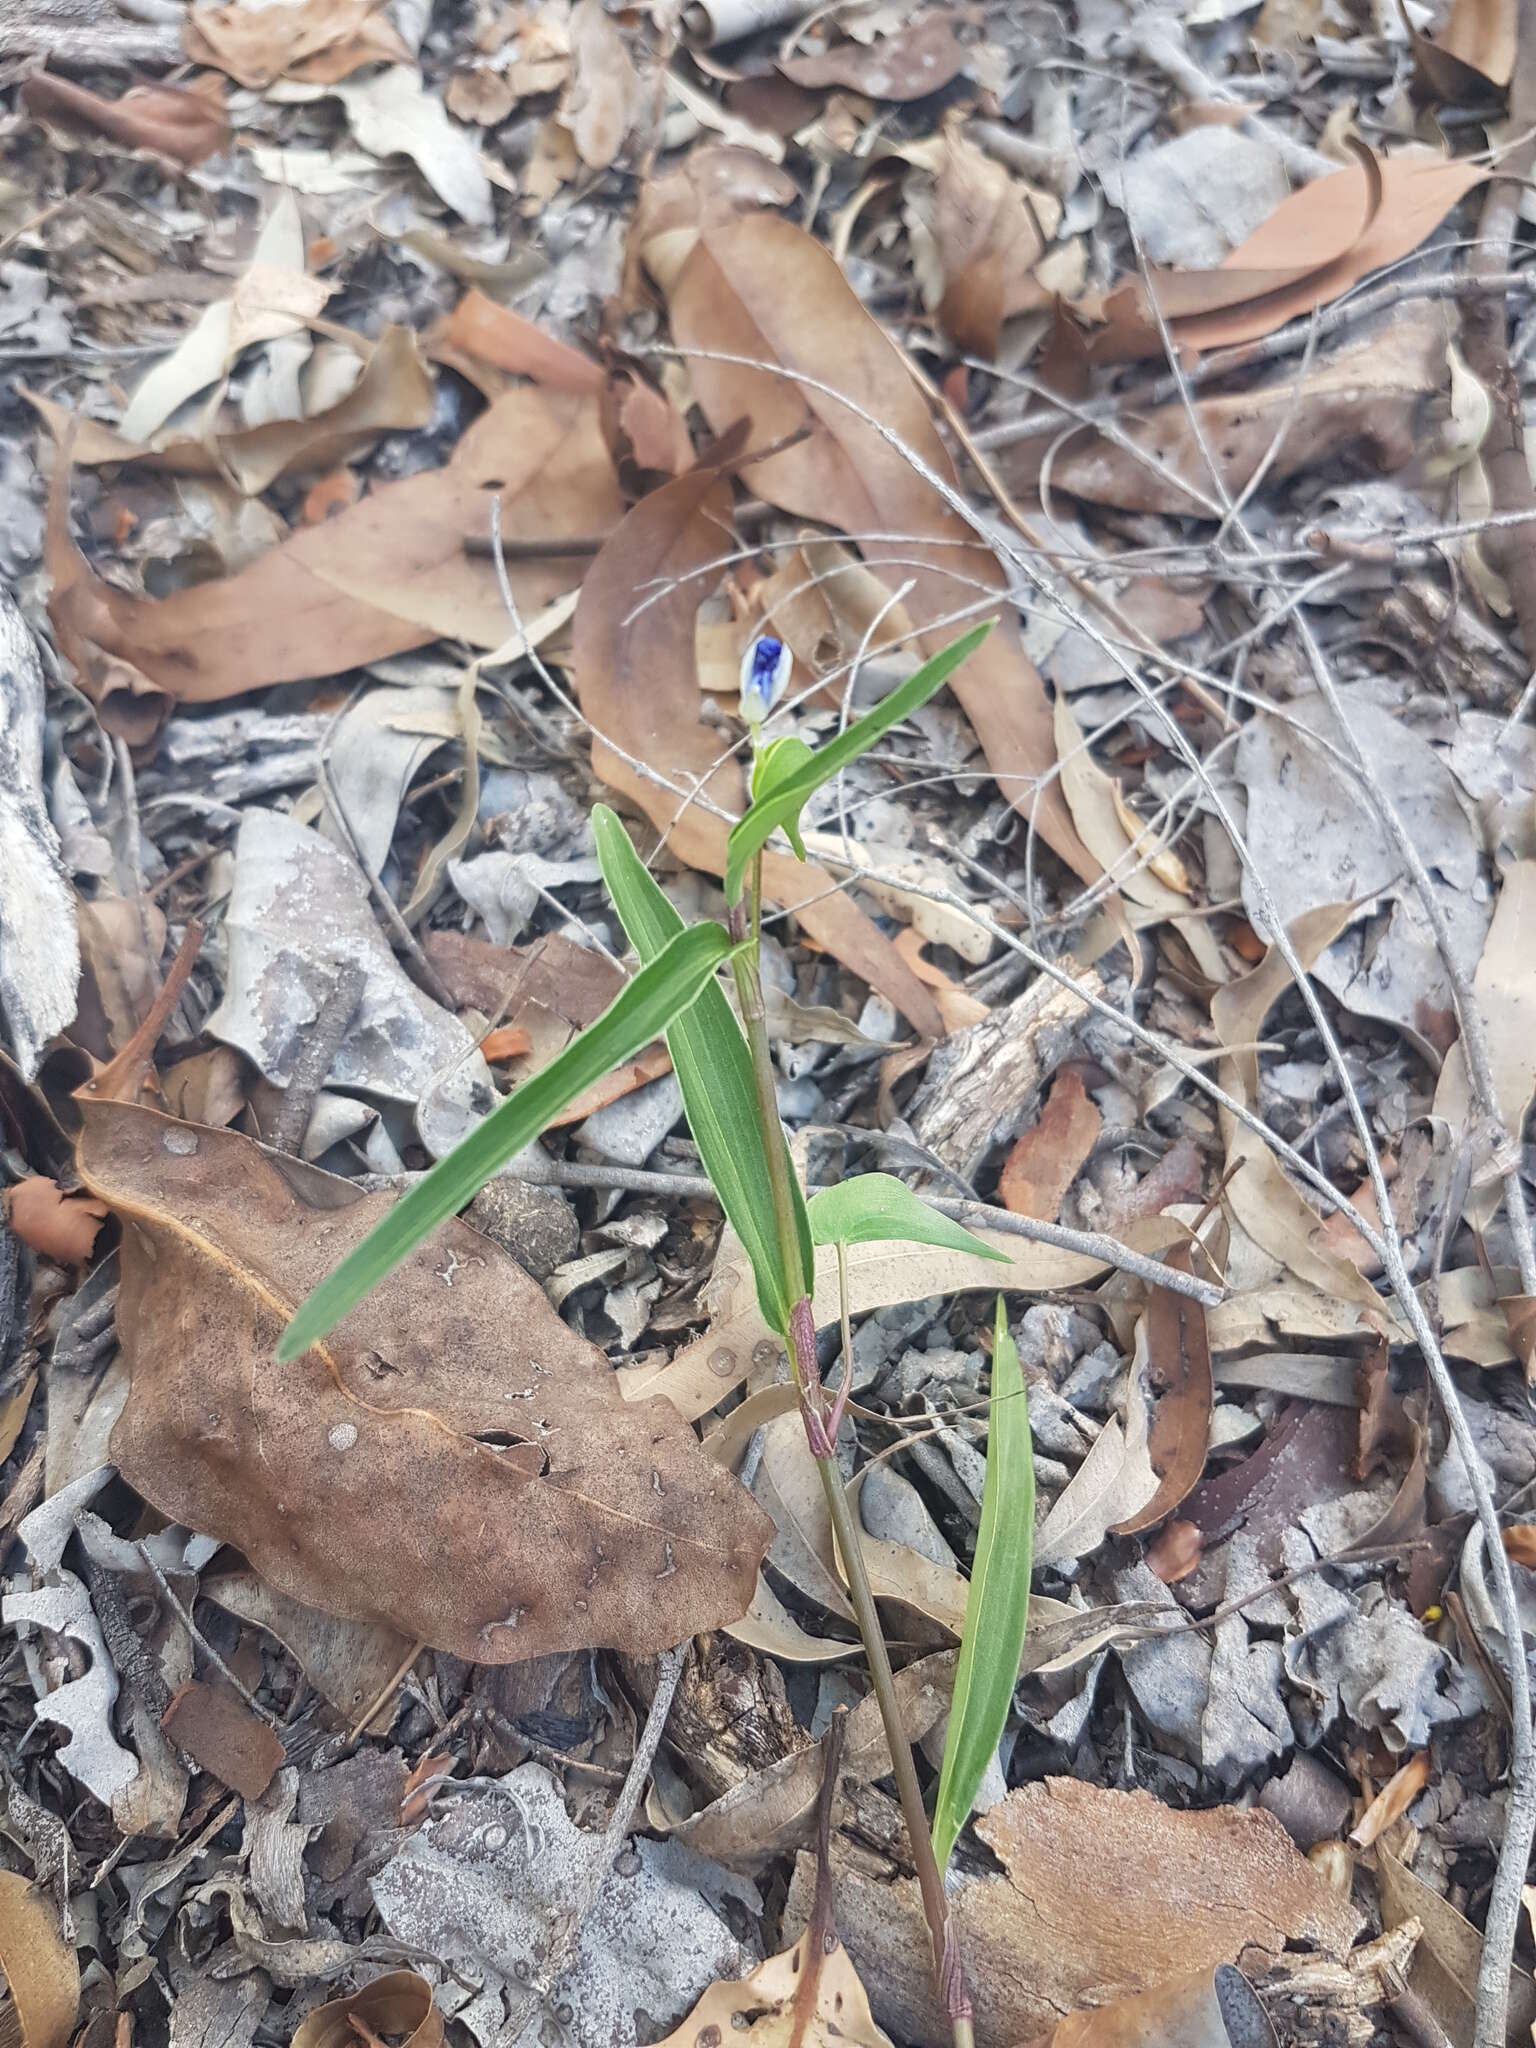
[6, 0, 1536, 2039]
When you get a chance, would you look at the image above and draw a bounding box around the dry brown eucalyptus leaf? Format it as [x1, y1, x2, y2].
[571, 443, 946, 1035]
[79, 1097, 771, 1662]
[777, 11, 969, 99]
[1110, 1244, 1214, 1537]
[291, 1971, 443, 2048]
[21, 73, 230, 166]
[48, 384, 619, 737]
[1091, 151, 1485, 359]
[0, 1872, 79, 2048]
[650, 209, 1098, 887]
[187, 0, 412, 87]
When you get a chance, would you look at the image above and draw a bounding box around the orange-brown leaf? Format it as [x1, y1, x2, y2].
[997, 1070, 1101, 1221]
[1093, 152, 1486, 359]
[3, 1177, 108, 1266]
[1111, 1245, 1213, 1537]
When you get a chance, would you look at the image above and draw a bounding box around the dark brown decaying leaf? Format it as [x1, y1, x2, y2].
[653, 210, 1099, 887]
[160, 1678, 287, 1801]
[1111, 1245, 1214, 1537]
[186, 0, 412, 86]
[81, 1097, 772, 1662]
[571, 447, 947, 1034]
[997, 1069, 1101, 1220]
[777, 11, 970, 99]
[21, 73, 230, 166]
[785, 1777, 1362, 2048]
[1091, 151, 1487, 359]
[48, 385, 621, 738]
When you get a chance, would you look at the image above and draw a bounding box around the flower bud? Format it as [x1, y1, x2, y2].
[740, 634, 792, 725]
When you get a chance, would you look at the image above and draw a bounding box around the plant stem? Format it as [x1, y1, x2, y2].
[735, 862, 972, 2044]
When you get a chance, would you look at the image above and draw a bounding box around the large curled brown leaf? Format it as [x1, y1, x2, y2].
[571, 449, 946, 1035]
[48, 384, 620, 739]
[1092, 150, 1486, 359]
[649, 210, 1098, 887]
[80, 1097, 772, 1663]
[22, 72, 230, 166]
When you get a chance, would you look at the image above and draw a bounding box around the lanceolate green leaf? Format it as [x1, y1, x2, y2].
[277, 920, 735, 1363]
[931, 1295, 1033, 1875]
[751, 736, 814, 862]
[592, 805, 813, 1336]
[724, 622, 993, 905]
[808, 1174, 1009, 1263]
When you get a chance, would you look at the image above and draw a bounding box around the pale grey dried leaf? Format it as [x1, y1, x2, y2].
[1122, 126, 1290, 267]
[372, 1763, 760, 2048]
[2, 1577, 140, 1805]
[1235, 682, 1488, 1049]
[207, 808, 497, 1156]
[0, 592, 79, 1079]
[333, 66, 492, 224]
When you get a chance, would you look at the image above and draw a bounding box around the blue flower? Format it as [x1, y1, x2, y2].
[740, 634, 792, 725]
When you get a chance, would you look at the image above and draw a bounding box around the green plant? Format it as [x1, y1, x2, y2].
[278, 623, 1034, 2045]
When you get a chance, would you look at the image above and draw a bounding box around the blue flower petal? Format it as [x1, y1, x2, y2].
[740, 634, 792, 723]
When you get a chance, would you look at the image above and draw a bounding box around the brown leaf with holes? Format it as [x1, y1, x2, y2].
[186, 0, 411, 86]
[3, 1178, 108, 1266]
[79, 1097, 771, 1663]
[1111, 1246, 1214, 1537]
[997, 1069, 1101, 1221]
[22, 72, 230, 165]
[571, 446, 946, 1035]
[645, 209, 1098, 889]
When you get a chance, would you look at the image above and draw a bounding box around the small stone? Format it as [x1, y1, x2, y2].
[468, 1176, 580, 1281]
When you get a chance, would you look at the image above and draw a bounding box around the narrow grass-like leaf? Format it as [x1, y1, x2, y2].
[931, 1294, 1033, 1875]
[592, 805, 812, 1335]
[808, 1174, 1009, 1263]
[277, 921, 734, 1362]
[724, 622, 993, 905]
